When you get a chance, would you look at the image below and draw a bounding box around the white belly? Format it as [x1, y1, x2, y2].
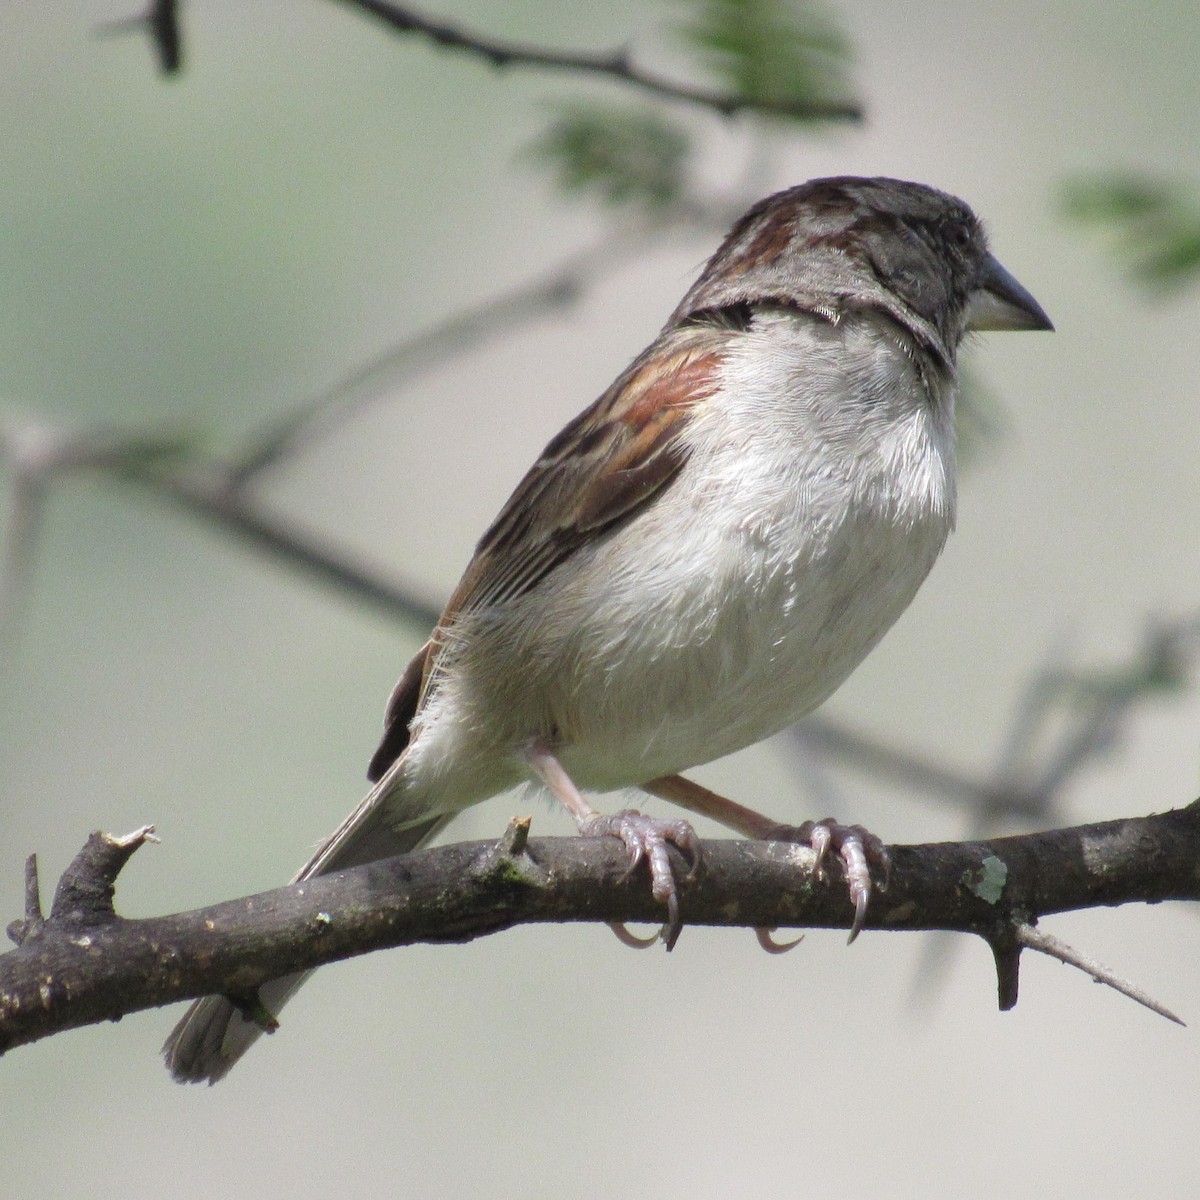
[403, 309, 957, 807]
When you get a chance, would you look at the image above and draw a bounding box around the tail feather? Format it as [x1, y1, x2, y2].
[163, 770, 451, 1084]
[162, 972, 309, 1085]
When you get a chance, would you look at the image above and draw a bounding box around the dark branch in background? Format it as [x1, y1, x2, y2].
[117, 458, 442, 630]
[96, 0, 183, 74]
[3, 417, 1198, 837]
[225, 223, 688, 482]
[796, 613, 1200, 830]
[795, 717, 1049, 820]
[331, 0, 863, 121]
[3, 803, 1195, 1054]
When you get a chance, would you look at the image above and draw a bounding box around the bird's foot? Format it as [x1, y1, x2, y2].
[767, 818, 890, 943]
[580, 809, 701, 950]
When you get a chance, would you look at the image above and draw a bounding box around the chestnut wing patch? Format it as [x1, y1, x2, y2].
[454, 337, 726, 614]
[367, 326, 733, 782]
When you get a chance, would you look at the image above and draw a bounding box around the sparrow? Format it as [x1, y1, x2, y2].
[164, 176, 1052, 1083]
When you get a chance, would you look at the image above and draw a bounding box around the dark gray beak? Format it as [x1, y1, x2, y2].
[967, 254, 1054, 332]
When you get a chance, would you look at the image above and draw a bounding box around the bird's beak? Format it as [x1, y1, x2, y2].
[967, 254, 1054, 332]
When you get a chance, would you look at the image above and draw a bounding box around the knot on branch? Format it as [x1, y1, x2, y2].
[470, 816, 543, 894]
[48, 826, 157, 929]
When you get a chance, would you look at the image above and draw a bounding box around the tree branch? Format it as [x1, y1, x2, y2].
[3, 802, 1197, 1055]
[332, 0, 863, 121]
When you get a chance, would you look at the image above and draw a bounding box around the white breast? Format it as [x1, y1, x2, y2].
[550, 308, 957, 787]
[404, 308, 957, 808]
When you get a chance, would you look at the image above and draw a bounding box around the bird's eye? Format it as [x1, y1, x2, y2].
[947, 220, 977, 251]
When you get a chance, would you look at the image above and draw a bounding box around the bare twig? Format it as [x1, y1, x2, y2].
[0, 423, 190, 657]
[227, 223, 675, 482]
[1029, 616, 1200, 801]
[2, 802, 1197, 1055]
[794, 716, 1048, 818]
[96, 0, 183, 74]
[1015, 922, 1185, 1026]
[116, 458, 442, 628]
[331, 0, 863, 121]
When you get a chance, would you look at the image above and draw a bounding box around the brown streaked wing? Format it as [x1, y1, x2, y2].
[367, 639, 434, 782]
[366, 326, 732, 782]
[451, 332, 727, 619]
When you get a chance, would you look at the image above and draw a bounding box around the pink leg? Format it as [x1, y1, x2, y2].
[644, 774, 890, 943]
[526, 744, 700, 949]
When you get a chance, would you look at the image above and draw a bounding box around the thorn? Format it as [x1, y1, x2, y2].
[24, 852, 44, 925]
[6, 853, 46, 946]
[497, 815, 531, 857]
[988, 931, 1022, 1011]
[228, 990, 281, 1035]
[1015, 923, 1185, 1026]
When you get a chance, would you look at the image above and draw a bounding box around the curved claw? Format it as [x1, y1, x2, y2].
[608, 921, 660, 949]
[756, 927, 805, 954]
[772, 817, 889, 942]
[841, 833, 872, 944]
[581, 809, 698, 950]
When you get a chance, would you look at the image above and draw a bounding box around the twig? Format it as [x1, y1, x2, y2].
[2, 802, 1197, 1054]
[227, 223, 673, 482]
[1015, 922, 1184, 1026]
[116, 458, 442, 628]
[331, 0, 862, 121]
[96, 1, 183, 74]
[1029, 616, 1200, 801]
[794, 716, 1047, 819]
[48, 826, 159, 925]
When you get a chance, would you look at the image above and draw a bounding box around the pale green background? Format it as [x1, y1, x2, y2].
[2, 3, 1199, 1198]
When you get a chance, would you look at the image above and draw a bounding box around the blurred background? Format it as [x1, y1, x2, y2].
[2, 2, 1198, 1197]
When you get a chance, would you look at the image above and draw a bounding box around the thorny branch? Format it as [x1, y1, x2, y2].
[2, 804, 1196, 1055]
[100, 1, 863, 120]
[332, 0, 863, 121]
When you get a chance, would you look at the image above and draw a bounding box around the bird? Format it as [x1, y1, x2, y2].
[164, 176, 1053, 1083]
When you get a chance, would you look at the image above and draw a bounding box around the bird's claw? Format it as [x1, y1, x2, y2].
[756, 927, 805, 954]
[583, 809, 700, 949]
[770, 818, 890, 943]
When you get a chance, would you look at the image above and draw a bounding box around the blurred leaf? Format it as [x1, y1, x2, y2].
[1063, 176, 1175, 221]
[1063, 172, 1200, 289]
[680, 0, 853, 118]
[525, 103, 691, 212]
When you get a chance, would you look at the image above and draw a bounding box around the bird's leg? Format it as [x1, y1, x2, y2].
[642, 773, 782, 838]
[525, 742, 700, 949]
[644, 773, 890, 943]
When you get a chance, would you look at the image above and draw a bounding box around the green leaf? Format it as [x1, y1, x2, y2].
[525, 104, 691, 212]
[1063, 172, 1200, 289]
[680, 0, 853, 118]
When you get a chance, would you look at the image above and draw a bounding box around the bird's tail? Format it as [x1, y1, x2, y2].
[163, 775, 450, 1084]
